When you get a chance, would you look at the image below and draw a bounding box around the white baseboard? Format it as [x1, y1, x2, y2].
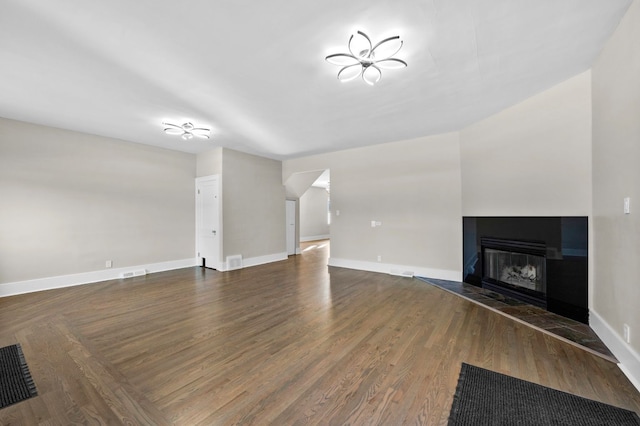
[327, 257, 461, 282]
[300, 234, 330, 242]
[0, 258, 198, 298]
[219, 252, 288, 271]
[2, 251, 291, 296]
[590, 310, 640, 392]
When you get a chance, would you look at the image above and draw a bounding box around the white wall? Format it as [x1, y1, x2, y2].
[197, 147, 287, 265]
[196, 147, 222, 177]
[299, 186, 329, 241]
[592, 0, 640, 384]
[0, 117, 196, 287]
[221, 148, 286, 262]
[284, 133, 463, 279]
[460, 71, 593, 217]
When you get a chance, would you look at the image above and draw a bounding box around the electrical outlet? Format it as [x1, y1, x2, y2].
[106, 260, 113, 268]
[377, 255, 382, 262]
[624, 197, 631, 214]
[623, 324, 631, 343]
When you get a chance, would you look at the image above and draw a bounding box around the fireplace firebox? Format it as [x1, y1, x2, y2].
[481, 237, 546, 308]
[463, 217, 588, 324]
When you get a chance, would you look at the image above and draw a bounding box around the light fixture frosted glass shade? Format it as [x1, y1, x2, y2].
[362, 66, 382, 86]
[372, 36, 403, 60]
[326, 53, 361, 66]
[348, 31, 373, 59]
[337, 64, 363, 82]
[163, 127, 184, 135]
[163, 121, 210, 140]
[325, 30, 407, 85]
[375, 58, 408, 70]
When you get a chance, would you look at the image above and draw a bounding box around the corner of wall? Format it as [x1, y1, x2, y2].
[590, 310, 640, 392]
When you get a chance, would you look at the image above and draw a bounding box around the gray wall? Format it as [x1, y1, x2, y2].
[221, 148, 286, 259]
[196, 147, 287, 262]
[196, 147, 222, 177]
[460, 71, 592, 217]
[284, 132, 463, 278]
[592, 0, 640, 353]
[0, 117, 196, 284]
[300, 187, 329, 241]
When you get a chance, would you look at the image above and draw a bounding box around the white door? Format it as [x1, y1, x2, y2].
[196, 176, 220, 269]
[286, 199, 296, 255]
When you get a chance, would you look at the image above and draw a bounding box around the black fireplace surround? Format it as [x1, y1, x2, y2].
[463, 217, 588, 324]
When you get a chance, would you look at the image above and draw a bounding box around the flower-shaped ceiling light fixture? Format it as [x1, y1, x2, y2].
[325, 30, 407, 85]
[162, 121, 210, 140]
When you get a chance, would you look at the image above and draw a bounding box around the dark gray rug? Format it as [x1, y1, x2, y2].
[0, 344, 37, 409]
[448, 363, 640, 425]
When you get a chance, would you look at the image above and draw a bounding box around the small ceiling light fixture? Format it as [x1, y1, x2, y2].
[325, 30, 407, 85]
[162, 121, 210, 140]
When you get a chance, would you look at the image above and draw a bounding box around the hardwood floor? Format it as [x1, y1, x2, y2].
[1, 240, 638, 424]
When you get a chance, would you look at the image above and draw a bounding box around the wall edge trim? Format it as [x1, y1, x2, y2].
[219, 252, 288, 271]
[590, 309, 640, 392]
[327, 257, 461, 281]
[0, 258, 198, 298]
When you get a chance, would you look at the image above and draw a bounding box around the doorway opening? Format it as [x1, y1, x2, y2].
[195, 175, 221, 270]
[299, 169, 330, 244]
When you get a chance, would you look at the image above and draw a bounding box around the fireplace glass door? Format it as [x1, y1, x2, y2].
[483, 248, 546, 294]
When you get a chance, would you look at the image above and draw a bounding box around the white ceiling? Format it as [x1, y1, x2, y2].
[0, 0, 631, 160]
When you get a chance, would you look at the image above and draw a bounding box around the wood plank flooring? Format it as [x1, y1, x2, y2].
[1, 240, 639, 424]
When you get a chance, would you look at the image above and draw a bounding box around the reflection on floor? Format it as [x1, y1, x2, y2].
[417, 277, 616, 361]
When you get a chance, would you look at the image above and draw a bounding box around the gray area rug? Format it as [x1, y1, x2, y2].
[448, 363, 640, 425]
[0, 344, 38, 409]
